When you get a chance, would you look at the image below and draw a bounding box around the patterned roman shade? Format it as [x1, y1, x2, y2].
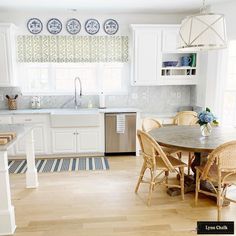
[17, 35, 129, 63]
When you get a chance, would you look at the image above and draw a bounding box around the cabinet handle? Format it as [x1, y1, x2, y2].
[73, 132, 76, 135]
[25, 119, 32, 122]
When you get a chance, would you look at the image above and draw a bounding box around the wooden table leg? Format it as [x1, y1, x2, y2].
[25, 130, 38, 188]
[191, 152, 201, 178]
[167, 152, 200, 196]
[168, 152, 230, 206]
[0, 151, 16, 235]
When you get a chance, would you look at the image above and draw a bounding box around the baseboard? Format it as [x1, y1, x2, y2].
[8, 152, 104, 160]
[105, 152, 136, 156]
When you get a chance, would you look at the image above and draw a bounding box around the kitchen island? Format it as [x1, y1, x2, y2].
[0, 124, 38, 235]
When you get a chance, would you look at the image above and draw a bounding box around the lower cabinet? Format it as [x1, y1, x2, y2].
[3, 113, 104, 156]
[51, 128, 101, 154]
[15, 125, 48, 155]
[51, 128, 77, 153]
[5, 114, 49, 156]
[77, 129, 100, 152]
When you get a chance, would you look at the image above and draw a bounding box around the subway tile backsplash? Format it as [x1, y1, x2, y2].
[0, 85, 195, 114]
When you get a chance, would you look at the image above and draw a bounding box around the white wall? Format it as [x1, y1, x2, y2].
[195, 0, 236, 114]
[210, 0, 236, 40]
[0, 10, 195, 113]
[0, 10, 188, 35]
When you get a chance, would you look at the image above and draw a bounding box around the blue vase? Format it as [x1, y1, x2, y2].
[181, 56, 192, 66]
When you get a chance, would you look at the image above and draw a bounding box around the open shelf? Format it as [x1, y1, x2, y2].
[161, 67, 196, 77]
[161, 66, 197, 70]
[161, 52, 198, 82]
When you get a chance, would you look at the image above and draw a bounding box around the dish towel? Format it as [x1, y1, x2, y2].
[116, 114, 126, 134]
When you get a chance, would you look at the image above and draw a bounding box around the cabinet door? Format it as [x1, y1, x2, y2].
[52, 128, 76, 153]
[0, 28, 11, 86]
[76, 128, 100, 153]
[15, 125, 47, 155]
[133, 29, 161, 85]
[162, 28, 180, 52]
[0, 25, 15, 86]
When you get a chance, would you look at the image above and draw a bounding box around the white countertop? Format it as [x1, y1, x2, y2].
[0, 107, 140, 115]
[101, 107, 140, 113]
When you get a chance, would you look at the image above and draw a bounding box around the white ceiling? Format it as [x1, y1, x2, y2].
[0, 0, 232, 13]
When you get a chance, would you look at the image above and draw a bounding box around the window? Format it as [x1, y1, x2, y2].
[18, 63, 128, 95]
[222, 40, 236, 126]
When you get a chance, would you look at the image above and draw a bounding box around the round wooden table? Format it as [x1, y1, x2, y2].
[149, 125, 236, 199]
[149, 125, 236, 153]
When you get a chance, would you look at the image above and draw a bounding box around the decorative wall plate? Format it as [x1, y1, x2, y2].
[103, 19, 119, 35]
[47, 18, 62, 34]
[85, 19, 100, 35]
[66, 18, 81, 35]
[27, 18, 43, 34]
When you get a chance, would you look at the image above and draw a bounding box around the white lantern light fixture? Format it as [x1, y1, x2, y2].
[178, 0, 227, 51]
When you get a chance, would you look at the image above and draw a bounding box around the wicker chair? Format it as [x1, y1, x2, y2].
[142, 118, 162, 132]
[195, 141, 236, 221]
[173, 111, 198, 175]
[142, 118, 181, 157]
[173, 111, 198, 126]
[135, 130, 187, 206]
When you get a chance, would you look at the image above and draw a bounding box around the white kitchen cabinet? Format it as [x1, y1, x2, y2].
[15, 125, 47, 154]
[131, 26, 162, 85]
[130, 24, 198, 86]
[12, 115, 49, 155]
[0, 115, 12, 124]
[0, 24, 16, 87]
[77, 128, 100, 152]
[51, 127, 101, 154]
[162, 27, 180, 52]
[52, 128, 77, 153]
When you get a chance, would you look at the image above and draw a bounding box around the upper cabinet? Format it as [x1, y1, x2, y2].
[130, 24, 198, 86]
[0, 24, 17, 87]
[131, 27, 162, 85]
[162, 27, 180, 53]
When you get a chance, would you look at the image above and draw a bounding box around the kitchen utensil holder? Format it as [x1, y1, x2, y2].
[8, 99, 17, 110]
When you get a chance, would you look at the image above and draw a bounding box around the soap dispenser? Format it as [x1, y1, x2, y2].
[99, 92, 106, 109]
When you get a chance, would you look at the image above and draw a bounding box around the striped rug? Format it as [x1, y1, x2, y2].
[8, 157, 109, 174]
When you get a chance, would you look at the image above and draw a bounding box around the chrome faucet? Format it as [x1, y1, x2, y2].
[74, 77, 82, 109]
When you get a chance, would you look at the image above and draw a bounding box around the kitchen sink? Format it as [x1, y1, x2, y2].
[50, 109, 100, 127]
[50, 108, 99, 115]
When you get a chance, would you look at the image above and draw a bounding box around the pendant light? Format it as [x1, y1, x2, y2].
[178, 0, 227, 51]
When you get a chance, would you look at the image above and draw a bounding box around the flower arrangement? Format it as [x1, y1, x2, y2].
[197, 108, 218, 137]
[197, 107, 218, 126]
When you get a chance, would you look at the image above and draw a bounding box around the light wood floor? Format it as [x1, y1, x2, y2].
[9, 155, 236, 236]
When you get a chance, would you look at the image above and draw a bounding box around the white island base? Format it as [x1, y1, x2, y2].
[0, 126, 38, 235]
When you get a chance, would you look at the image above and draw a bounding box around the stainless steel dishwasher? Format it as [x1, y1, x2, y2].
[105, 113, 136, 155]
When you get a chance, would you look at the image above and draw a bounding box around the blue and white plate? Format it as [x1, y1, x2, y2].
[27, 18, 43, 34]
[47, 18, 62, 34]
[103, 19, 119, 35]
[85, 19, 100, 35]
[66, 18, 81, 35]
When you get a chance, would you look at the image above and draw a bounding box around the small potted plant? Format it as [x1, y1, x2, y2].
[197, 108, 218, 137]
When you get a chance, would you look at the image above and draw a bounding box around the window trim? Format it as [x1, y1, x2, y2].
[17, 62, 129, 96]
[219, 40, 236, 127]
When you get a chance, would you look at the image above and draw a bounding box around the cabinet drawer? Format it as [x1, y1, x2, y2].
[0, 115, 12, 124]
[12, 115, 43, 124]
